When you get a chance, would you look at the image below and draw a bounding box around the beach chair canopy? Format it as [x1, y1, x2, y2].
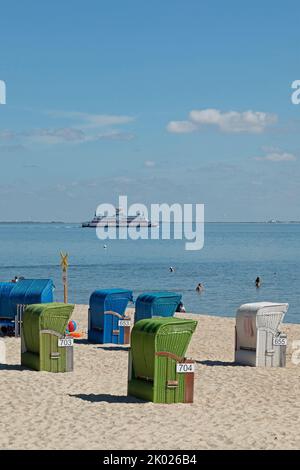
[236, 302, 288, 350]
[88, 288, 133, 344]
[134, 291, 182, 323]
[22, 303, 74, 372]
[23, 303, 73, 353]
[129, 317, 197, 403]
[89, 288, 133, 326]
[131, 317, 197, 381]
[0, 283, 15, 318]
[0, 279, 54, 320]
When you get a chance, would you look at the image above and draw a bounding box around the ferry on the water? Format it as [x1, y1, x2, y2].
[82, 208, 157, 227]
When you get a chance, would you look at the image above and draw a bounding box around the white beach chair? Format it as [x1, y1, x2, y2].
[235, 302, 288, 367]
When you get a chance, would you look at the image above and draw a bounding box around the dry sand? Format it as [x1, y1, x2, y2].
[1, 305, 300, 450]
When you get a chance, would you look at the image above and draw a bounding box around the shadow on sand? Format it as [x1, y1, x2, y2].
[196, 360, 240, 367]
[0, 363, 27, 371]
[73, 340, 129, 352]
[96, 346, 130, 352]
[72, 338, 90, 345]
[69, 393, 144, 404]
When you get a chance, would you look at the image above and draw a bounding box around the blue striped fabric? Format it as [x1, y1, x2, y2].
[0, 279, 54, 319]
[89, 288, 133, 344]
[135, 291, 182, 323]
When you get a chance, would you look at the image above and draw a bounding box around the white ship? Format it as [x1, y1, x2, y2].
[82, 208, 157, 228]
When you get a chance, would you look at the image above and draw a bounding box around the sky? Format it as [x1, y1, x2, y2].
[0, 0, 300, 222]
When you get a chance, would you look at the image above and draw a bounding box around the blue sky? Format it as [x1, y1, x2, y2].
[0, 0, 300, 221]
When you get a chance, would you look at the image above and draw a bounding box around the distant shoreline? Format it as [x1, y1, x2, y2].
[0, 221, 300, 225]
[0, 221, 66, 225]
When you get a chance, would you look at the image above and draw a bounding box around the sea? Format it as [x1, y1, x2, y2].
[0, 222, 299, 323]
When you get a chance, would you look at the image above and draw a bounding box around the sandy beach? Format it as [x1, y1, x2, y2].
[1, 305, 300, 450]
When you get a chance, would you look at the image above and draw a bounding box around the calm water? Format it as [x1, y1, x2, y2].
[0, 223, 299, 323]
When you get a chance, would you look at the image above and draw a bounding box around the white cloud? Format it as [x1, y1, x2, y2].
[167, 108, 277, 134]
[190, 109, 222, 125]
[112, 176, 134, 184]
[166, 121, 197, 134]
[0, 109, 136, 147]
[0, 130, 15, 141]
[95, 131, 135, 141]
[46, 110, 135, 128]
[255, 151, 297, 162]
[0, 128, 135, 145]
[0, 128, 85, 145]
[25, 128, 86, 144]
[144, 160, 156, 167]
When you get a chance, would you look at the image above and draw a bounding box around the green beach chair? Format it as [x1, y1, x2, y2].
[21, 303, 74, 372]
[128, 317, 197, 403]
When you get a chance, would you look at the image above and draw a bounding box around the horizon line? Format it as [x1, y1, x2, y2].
[0, 220, 300, 225]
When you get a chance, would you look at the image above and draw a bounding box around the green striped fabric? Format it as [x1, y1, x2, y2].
[22, 303, 74, 372]
[129, 317, 197, 403]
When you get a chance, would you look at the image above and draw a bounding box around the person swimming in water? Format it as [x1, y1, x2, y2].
[169, 266, 175, 272]
[196, 283, 204, 292]
[255, 276, 261, 288]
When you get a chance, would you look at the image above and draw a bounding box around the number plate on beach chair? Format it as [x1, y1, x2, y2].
[118, 319, 131, 327]
[58, 338, 74, 347]
[176, 363, 195, 373]
[273, 336, 287, 346]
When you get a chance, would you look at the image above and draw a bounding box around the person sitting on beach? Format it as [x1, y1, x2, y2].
[196, 283, 204, 292]
[176, 301, 186, 313]
[255, 276, 261, 288]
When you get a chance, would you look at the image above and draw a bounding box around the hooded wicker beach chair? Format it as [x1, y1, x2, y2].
[0, 279, 54, 336]
[88, 289, 133, 344]
[235, 302, 289, 367]
[21, 303, 74, 372]
[134, 292, 182, 323]
[128, 317, 197, 403]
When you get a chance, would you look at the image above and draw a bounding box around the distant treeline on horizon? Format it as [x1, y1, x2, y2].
[0, 221, 300, 225]
[0, 221, 66, 225]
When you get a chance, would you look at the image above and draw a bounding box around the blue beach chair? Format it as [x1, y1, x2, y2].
[134, 291, 182, 323]
[0, 279, 54, 336]
[88, 288, 133, 344]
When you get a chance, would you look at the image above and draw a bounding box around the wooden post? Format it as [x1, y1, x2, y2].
[60, 252, 69, 303]
[183, 359, 195, 403]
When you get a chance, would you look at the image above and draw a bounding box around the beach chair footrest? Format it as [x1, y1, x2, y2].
[167, 380, 178, 388]
[51, 353, 60, 359]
